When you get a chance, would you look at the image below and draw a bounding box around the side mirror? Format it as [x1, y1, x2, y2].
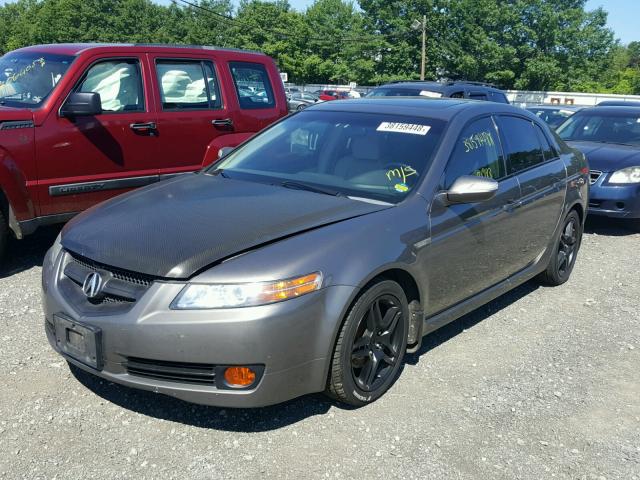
[218, 146, 234, 159]
[441, 175, 498, 205]
[60, 92, 102, 117]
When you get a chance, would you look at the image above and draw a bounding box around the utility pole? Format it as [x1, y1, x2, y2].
[421, 14, 426, 81]
[413, 15, 427, 80]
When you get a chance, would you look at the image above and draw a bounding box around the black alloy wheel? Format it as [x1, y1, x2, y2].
[539, 210, 582, 286]
[350, 295, 404, 392]
[326, 280, 409, 406]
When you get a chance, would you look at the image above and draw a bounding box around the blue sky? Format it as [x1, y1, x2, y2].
[0, 0, 637, 44]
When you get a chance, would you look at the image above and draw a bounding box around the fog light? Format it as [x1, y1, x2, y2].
[224, 366, 256, 387]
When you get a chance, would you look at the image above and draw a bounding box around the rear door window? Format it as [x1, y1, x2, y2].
[534, 124, 558, 161]
[155, 60, 222, 110]
[444, 116, 505, 188]
[498, 116, 545, 175]
[76, 59, 144, 113]
[229, 62, 275, 109]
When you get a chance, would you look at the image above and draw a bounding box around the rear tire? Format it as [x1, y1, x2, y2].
[326, 280, 409, 406]
[538, 210, 582, 286]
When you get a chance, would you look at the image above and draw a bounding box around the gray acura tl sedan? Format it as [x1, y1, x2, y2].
[42, 98, 588, 408]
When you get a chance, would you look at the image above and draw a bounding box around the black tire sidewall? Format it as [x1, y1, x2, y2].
[551, 210, 582, 284]
[0, 209, 8, 262]
[337, 280, 409, 406]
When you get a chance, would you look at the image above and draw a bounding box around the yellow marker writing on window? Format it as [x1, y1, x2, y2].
[386, 165, 418, 183]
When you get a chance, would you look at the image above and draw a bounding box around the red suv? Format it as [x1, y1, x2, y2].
[0, 43, 288, 261]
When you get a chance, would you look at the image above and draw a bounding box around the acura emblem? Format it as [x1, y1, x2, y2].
[82, 271, 104, 299]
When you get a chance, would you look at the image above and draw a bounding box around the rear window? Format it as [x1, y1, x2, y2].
[230, 62, 275, 109]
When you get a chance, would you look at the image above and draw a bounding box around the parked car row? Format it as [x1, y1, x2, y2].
[0, 43, 637, 410]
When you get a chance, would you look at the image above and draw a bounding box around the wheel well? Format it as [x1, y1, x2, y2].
[369, 268, 421, 306]
[569, 203, 584, 225]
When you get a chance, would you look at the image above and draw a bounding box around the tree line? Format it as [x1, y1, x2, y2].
[0, 0, 638, 93]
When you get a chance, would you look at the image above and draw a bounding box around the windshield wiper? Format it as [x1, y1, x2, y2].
[280, 181, 343, 197]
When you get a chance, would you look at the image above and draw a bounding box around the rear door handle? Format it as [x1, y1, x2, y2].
[212, 118, 234, 128]
[129, 122, 157, 134]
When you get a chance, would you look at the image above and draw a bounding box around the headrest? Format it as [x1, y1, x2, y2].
[351, 136, 380, 161]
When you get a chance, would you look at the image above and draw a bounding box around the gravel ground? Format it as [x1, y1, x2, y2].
[0, 218, 638, 480]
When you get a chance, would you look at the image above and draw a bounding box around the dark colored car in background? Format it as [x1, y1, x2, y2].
[0, 43, 288, 263]
[366, 80, 510, 104]
[597, 100, 640, 107]
[558, 106, 640, 230]
[43, 98, 587, 408]
[527, 105, 581, 129]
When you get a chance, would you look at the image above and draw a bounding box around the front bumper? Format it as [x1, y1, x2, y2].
[42, 248, 356, 408]
[588, 174, 640, 219]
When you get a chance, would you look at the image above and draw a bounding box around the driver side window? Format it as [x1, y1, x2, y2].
[444, 117, 505, 189]
[76, 59, 144, 113]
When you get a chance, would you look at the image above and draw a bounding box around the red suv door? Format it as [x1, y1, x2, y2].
[148, 54, 240, 176]
[35, 54, 158, 216]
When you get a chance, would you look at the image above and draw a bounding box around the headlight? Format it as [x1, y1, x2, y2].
[171, 272, 323, 309]
[609, 166, 640, 184]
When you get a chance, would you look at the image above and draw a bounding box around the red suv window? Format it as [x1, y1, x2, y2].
[229, 61, 275, 110]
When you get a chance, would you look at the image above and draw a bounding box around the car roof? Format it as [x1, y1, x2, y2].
[597, 100, 640, 107]
[574, 106, 640, 116]
[527, 105, 580, 111]
[306, 97, 524, 121]
[374, 81, 504, 93]
[11, 43, 267, 57]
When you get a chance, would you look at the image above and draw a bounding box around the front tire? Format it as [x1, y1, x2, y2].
[0, 209, 8, 264]
[538, 210, 582, 286]
[326, 280, 409, 406]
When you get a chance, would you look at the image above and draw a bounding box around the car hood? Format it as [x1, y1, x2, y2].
[61, 173, 391, 279]
[0, 105, 34, 123]
[568, 141, 640, 172]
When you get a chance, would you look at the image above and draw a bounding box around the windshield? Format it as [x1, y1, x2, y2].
[211, 111, 446, 203]
[528, 108, 576, 129]
[0, 51, 75, 107]
[557, 111, 640, 146]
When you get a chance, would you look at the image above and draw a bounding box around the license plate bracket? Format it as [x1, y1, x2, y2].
[54, 315, 103, 370]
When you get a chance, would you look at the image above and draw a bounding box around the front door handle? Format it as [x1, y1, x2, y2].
[503, 199, 522, 212]
[129, 122, 157, 135]
[212, 118, 234, 128]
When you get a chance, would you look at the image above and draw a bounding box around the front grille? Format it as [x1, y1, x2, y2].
[63, 251, 158, 306]
[126, 357, 217, 385]
[68, 252, 156, 287]
[589, 170, 602, 185]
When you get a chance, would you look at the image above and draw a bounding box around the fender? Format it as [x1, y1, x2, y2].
[0, 146, 36, 235]
[201, 132, 256, 168]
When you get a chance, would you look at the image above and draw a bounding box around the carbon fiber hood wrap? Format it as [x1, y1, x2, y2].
[61, 174, 390, 278]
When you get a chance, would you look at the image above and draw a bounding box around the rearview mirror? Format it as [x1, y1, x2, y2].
[218, 146, 234, 159]
[61, 92, 102, 117]
[442, 175, 498, 205]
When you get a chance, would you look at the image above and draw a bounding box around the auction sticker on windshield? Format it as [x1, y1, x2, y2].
[377, 122, 431, 135]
